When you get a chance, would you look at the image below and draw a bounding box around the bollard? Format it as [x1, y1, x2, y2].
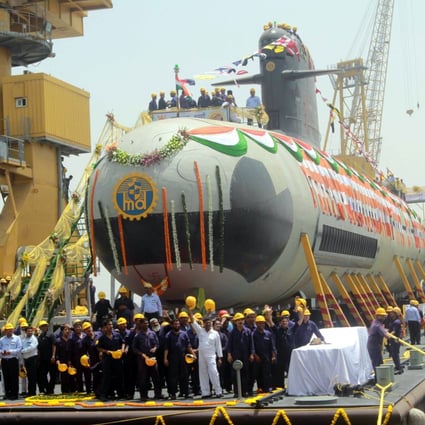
[232, 360, 243, 399]
[376, 365, 392, 387]
[386, 363, 395, 382]
[408, 350, 425, 370]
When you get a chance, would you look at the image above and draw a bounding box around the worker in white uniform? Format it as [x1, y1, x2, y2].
[188, 310, 223, 398]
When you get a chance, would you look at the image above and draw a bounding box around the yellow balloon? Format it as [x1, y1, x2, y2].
[204, 298, 216, 312]
[185, 296, 197, 310]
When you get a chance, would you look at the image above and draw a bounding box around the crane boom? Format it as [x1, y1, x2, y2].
[356, 0, 394, 164]
[323, 0, 394, 174]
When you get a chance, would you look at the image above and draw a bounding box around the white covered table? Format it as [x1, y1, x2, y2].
[287, 326, 372, 396]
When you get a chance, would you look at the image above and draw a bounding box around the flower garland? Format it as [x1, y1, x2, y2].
[181, 193, 193, 269]
[215, 166, 225, 272]
[206, 175, 214, 272]
[209, 406, 235, 425]
[270, 409, 293, 425]
[99, 202, 121, 274]
[106, 129, 190, 167]
[329, 408, 352, 425]
[170, 200, 181, 270]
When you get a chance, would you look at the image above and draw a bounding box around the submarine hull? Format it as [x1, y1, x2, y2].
[87, 118, 425, 307]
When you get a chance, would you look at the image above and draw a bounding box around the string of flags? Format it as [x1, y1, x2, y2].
[177, 31, 305, 93]
[316, 87, 385, 180]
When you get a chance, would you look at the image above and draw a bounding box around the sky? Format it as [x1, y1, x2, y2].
[13, 0, 425, 300]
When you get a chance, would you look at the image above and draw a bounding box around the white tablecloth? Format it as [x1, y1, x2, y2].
[287, 327, 372, 396]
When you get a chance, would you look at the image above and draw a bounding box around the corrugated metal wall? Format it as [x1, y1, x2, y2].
[2, 73, 90, 153]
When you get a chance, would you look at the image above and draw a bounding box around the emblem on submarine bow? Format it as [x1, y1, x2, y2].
[112, 173, 158, 220]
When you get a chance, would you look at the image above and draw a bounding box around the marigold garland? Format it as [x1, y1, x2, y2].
[381, 404, 393, 425]
[194, 161, 207, 271]
[106, 129, 190, 167]
[117, 214, 128, 275]
[330, 408, 352, 425]
[209, 406, 235, 425]
[181, 193, 193, 269]
[270, 409, 293, 425]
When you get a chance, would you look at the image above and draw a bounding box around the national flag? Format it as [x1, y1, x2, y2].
[175, 75, 195, 97]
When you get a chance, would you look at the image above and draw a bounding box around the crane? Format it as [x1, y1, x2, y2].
[323, 0, 394, 179]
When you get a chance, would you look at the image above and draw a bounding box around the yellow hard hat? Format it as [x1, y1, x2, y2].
[233, 312, 245, 321]
[296, 298, 307, 308]
[145, 356, 157, 367]
[111, 350, 123, 360]
[375, 307, 387, 315]
[39, 320, 49, 327]
[303, 309, 311, 316]
[243, 308, 255, 316]
[170, 90, 176, 95]
[20, 322, 29, 328]
[117, 317, 127, 326]
[160, 91, 165, 95]
[82, 322, 92, 331]
[255, 315, 266, 323]
[80, 354, 90, 368]
[18, 317, 27, 324]
[393, 307, 402, 316]
[151, 93, 157, 98]
[204, 298, 216, 312]
[68, 366, 77, 376]
[118, 286, 128, 294]
[178, 311, 189, 319]
[98, 291, 106, 299]
[185, 296, 196, 310]
[134, 313, 145, 320]
[185, 353, 196, 364]
[201, 87, 206, 92]
[3, 323, 13, 330]
[19, 367, 27, 378]
[280, 310, 290, 317]
[386, 306, 393, 312]
[193, 312, 203, 320]
[58, 363, 68, 372]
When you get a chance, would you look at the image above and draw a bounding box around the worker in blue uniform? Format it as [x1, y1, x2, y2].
[292, 308, 325, 348]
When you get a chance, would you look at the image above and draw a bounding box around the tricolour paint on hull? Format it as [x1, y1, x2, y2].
[87, 118, 425, 307]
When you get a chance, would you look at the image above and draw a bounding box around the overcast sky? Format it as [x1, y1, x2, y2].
[15, 0, 424, 298]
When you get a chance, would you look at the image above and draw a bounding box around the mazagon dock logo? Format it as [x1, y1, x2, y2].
[113, 173, 158, 220]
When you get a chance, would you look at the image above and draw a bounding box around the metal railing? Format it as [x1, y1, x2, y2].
[0, 135, 25, 165]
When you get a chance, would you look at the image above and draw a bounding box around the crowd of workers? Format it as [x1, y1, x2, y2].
[148, 87, 240, 112]
[0, 289, 421, 402]
[147, 87, 263, 115]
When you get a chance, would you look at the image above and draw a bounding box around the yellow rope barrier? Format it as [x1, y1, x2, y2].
[375, 383, 393, 425]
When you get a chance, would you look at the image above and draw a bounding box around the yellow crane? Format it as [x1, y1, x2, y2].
[323, 0, 394, 179]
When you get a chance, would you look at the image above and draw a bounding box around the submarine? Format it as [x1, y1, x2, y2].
[86, 23, 425, 307]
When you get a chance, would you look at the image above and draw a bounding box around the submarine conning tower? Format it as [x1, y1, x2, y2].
[258, 22, 321, 147]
